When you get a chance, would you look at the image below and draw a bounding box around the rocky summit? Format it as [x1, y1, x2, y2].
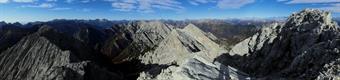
[1, 9, 340, 80]
[221, 9, 340, 79]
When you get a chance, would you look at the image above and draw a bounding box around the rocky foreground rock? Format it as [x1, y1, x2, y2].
[223, 9, 340, 79]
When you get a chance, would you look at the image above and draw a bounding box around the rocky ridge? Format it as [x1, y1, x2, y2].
[224, 9, 340, 79]
[137, 24, 247, 80]
[0, 26, 121, 80]
[1, 9, 339, 80]
[0, 20, 249, 80]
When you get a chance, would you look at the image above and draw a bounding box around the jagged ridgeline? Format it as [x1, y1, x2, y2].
[219, 9, 340, 79]
[0, 9, 340, 80]
[0, 20, 249, 80]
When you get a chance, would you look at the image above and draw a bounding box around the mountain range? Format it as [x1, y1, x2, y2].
[0, 9, 340, 80]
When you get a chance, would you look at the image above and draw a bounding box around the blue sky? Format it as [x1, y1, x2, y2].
[1, 0, 340, 22]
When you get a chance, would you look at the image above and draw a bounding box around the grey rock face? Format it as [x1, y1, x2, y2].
[0, 27, 120, 80]
[227, 9, 340, 79]
[317, 58, 340, 80]
[0, 33, 72, 80]
[138, 56, 251, 80]
[101, 21, 174, 63]
[229, 23, 280, 56]
[174, 56, 250, 80]
[137, 24, 248, 80]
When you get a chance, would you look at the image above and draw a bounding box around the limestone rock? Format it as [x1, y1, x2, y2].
[226, 9, 340, 79]
[101, 21, 174, 63]
[139, 24, 225, 65]
[138, 56, 251, 80]
[0, 34, 72, 80]
[229, 23, 280, 56]
[0, 27, 120, 80]
[137, 24, 244, 80]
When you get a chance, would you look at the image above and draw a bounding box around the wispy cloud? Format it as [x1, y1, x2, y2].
[279, 0, 340, 13]
[3, 0, 257, 13]
[217, 0, 255, 9]
[285, 0, 340, 4]
[111, 2, 136, 11]
[13, 0, 36, 3]
[66, 0, 95, 3]
[187, 0, 255, 9]
[21, 3, 55, 8]
[107, 0, 184, 13]
[188, 0, 213, 5]
[0, 0, 9, 3]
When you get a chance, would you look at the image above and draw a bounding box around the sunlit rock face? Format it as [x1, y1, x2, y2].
[226, 9, 340, 79]
[136, 23, 249, 80]
[100, 21, 174, 63]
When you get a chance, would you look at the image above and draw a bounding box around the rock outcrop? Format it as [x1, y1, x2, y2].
[0, 33, 72, 80]
[226, 9, 340, 79]
[0, 26, 121, 80]
[101, 21, 174, 63]
[137, 24, 247, 80]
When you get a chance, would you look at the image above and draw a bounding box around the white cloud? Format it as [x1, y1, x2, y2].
[280, 0, 340, 13]
[21, 3, 55, 8]
[0, 0, 9, 3]
[217, 0, 255, 9]
[187, 0, 255, 9]
[111, 2, 136, 11]
[108, 0, 184, 13]
[13, 0, 36, 3]
[188, 0, 214, 5]
[285, 0, 340, 4]
[80, 0, 95, 3]
[3, 0, 257, 13]
[66, 0, 95, 3]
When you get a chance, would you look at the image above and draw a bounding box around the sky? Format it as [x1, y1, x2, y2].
[1, 0, 340, 22]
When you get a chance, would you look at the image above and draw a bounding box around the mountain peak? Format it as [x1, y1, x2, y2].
[183, 23, 202, 32]
[289, 9, 331, 24]
[285, 9, 338, 33]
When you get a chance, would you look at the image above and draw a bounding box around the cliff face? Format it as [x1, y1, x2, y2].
[225, 9, 340, 79]
[100, 21, 174, 63]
